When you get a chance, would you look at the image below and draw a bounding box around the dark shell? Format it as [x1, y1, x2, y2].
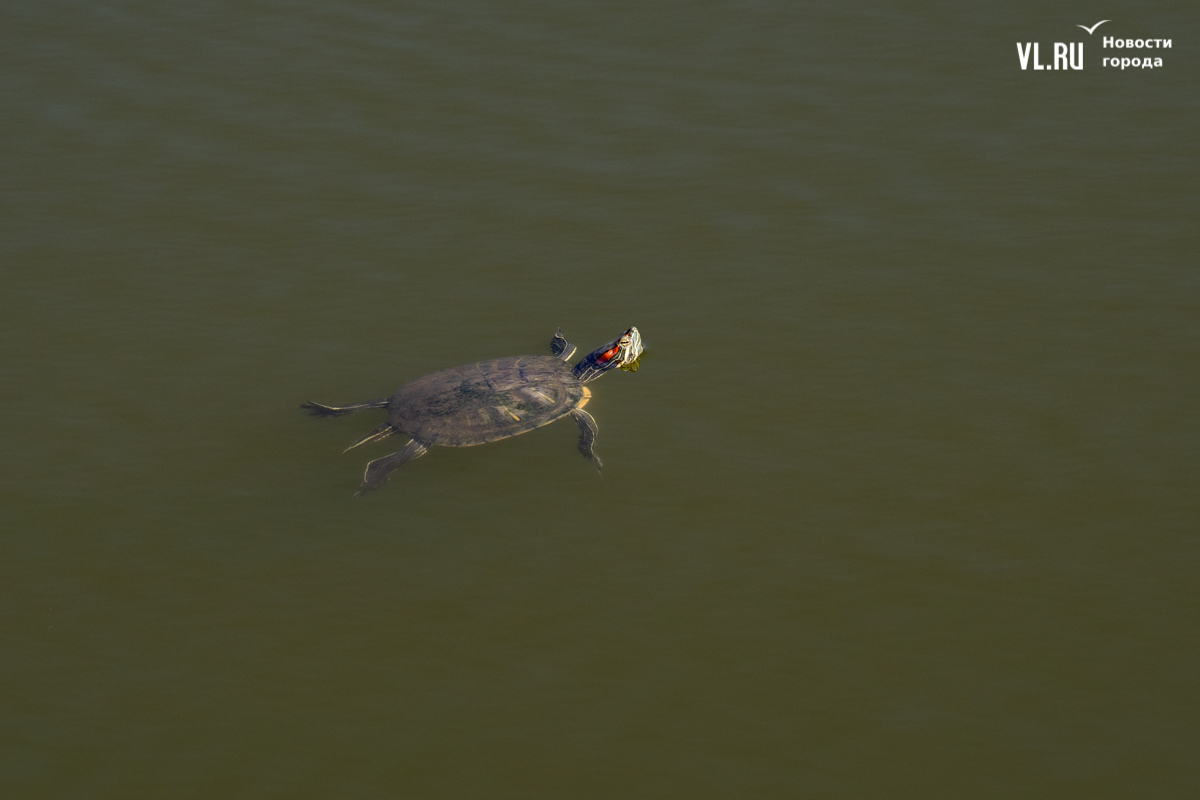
[388, 355, 584, 446]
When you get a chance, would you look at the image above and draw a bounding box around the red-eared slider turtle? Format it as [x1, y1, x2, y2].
[303, 327, 643, 495]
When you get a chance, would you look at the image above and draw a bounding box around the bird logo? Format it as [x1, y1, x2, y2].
[1077, 20, 1111, 35]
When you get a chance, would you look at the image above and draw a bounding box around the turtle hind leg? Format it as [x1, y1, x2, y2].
[551, 328, 577, 362]
[570, 408, 602, 473]
[343, 422, 397, 453]
[356, 439, 430, 496]
[302, 398, 389, 417]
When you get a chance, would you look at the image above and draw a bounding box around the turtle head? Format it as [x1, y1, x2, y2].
[574, 327, 643, 383]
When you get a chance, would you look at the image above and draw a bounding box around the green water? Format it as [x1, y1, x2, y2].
[3, 1, 1198, 797]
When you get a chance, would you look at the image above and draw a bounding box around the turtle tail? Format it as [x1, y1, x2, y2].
[301, 398, 389, 417]
[344, 422, 398, 453]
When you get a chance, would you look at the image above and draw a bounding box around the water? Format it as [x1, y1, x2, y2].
[3, 1, 1198, 797]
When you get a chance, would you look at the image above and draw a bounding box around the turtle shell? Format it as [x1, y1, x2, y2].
[388, 355, 584, 447]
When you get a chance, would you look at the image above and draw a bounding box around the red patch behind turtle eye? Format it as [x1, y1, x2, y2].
[598, 345, 621, 363]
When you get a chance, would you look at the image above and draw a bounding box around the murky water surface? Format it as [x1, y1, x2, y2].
[3, 1, 1197, 797]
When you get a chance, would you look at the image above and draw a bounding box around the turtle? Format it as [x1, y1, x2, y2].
[303, 327, 643, 495]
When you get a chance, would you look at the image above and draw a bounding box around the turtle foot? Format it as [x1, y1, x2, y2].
[355, 439, 430, 496]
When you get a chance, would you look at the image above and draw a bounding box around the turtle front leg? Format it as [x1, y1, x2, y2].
[551, 328, 577, 362]
[356, 439, 430, 496]
[570, 408, 602, 472]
